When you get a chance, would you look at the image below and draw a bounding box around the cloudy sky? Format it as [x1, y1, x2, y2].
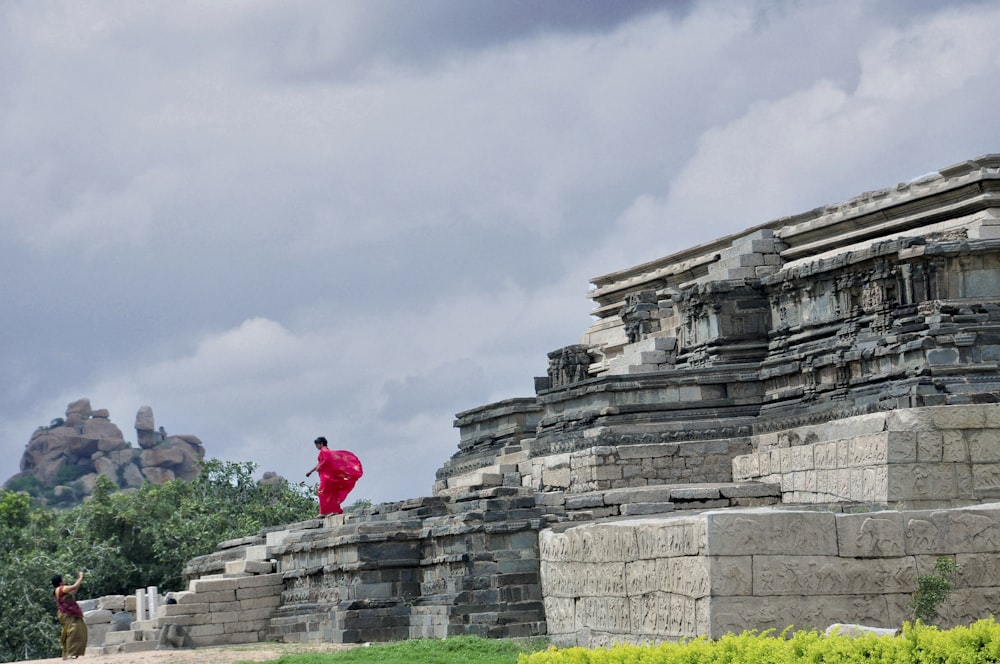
[3, 0, 1000, 505]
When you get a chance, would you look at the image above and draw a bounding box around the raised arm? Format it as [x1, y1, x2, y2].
[62, 571, 84, 594]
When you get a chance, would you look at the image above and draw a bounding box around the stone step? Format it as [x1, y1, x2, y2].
[120, 640, 160, 653]
[439, 470, 505, 493]
[86, 645, 118, 656]
[437, 453, 532, 494]
[553, 482, 782, 521]
[495, 449, 530, 465]
[620, 502, 676, 516]
[102, 629, 140, 646]
[224, 559, 275, 575]
[590, 481, 778, 503]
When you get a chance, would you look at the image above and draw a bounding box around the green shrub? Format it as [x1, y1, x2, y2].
[912, 556, 961, 624]
[52, 462, 89, 486]
[519, 619, 1000, 664]
[3, 474, 40, 496]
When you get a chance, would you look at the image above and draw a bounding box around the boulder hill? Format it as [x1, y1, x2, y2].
[4, 398, 206, 505]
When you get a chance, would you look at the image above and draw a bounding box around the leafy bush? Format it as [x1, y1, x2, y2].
[519, 620, 1000, 664]
[912, 556, 961, 624]
[3, 473, 40, 496]
[8, 461, 93, 505]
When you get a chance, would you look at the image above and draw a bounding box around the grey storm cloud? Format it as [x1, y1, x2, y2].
[378, 359, 488, 423]
[2, 0, 1000, 504]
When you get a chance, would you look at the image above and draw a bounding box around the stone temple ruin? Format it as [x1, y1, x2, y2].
[89, 155, 1000, 653]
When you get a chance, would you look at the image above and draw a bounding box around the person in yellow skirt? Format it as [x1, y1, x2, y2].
[52, 571, 88, 658]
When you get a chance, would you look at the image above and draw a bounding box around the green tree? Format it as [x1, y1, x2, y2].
[0, 490, 63, 661]
[0, 459, 317, 661]
[69, 459, 315, 592]
[135, 459, 315, 589]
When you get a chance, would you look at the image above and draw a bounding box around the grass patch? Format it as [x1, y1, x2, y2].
[261, 636, 548, 664]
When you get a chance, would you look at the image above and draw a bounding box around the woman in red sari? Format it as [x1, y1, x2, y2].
[52, 571, 88, 658]
[306, 436, 363, 516]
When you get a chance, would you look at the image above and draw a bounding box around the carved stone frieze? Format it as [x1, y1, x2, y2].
[619, 289, 660, 343]
[546, 345, 593, 388]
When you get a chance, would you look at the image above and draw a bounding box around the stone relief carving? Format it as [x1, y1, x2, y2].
[853, 517, 904, 558]
[906, 517, 941, 553]
[635, 521, 700, 558]
[579, 596, 631, 632]
[629, 595, 658, 634]
[625, 559, 657, 596]
[950, 511, 1000, 550]
[542, 597, 575, 633]
[547, 344, 592, 388]
[619, 289, 660, 343]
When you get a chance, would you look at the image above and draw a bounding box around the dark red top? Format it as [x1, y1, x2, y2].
[55, 586, 84, 618]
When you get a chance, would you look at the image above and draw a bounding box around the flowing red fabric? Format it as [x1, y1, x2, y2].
[316, 448, 363, 515]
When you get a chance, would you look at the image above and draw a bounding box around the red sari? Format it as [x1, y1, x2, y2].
[316, 448, 363, 515]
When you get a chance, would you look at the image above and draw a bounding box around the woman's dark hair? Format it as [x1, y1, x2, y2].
[314, 436, 328, 446]
[51, 575, 63, 588]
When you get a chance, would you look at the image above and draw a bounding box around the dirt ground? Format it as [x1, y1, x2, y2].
[29, 642, 358, 664]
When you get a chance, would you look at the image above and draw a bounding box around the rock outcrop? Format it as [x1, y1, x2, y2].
[4, 398, 206, 505]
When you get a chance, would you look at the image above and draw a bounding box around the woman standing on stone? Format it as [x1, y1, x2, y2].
[306, 436, 363, 517]
[52, 571, 87, 658]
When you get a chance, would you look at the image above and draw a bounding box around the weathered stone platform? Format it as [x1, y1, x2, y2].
[541, 502, 1000, 645]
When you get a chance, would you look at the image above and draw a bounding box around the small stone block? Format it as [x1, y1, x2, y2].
[671, 487, 721, 500]
[98, 595, 126, 611]
[189, 578, 240, 592]
[102, 631, 137, 646]
[245, 545, 270, 560]
[620, 502, 675, 516]
[84, 609, 113, 625]
[480, 473, 503, 487]
[120, 641, 159, 653]
[237, 572, 284, 588]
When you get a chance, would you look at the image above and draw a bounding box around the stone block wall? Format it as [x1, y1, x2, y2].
[607, 337, 677, 375]
[155, 573, 284, 647]
[435, 399, 541, 494]
[91, 557, 283, 653]
[521, 439, 750, 495]
[82, 594, 135, 651]
[540, 503, 1000, 647]
[733, 405, 1000, 507]
[527, 367, 761, 468]
[260, 490, 547, 644]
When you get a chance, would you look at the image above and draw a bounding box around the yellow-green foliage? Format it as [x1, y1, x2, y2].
[519, 618, 1000, 664]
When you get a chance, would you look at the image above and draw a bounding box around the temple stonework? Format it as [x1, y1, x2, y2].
[90, 156, 1000, 652]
